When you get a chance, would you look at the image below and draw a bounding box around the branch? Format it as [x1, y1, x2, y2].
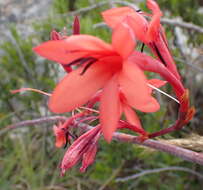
[161, 18, 203, 34]
[115, 166, 203, 182]
[112, 131, 203, 166]
[0, 116, 67, 136]
[68, 1, 139, 16]
[2, 116, 203, 166]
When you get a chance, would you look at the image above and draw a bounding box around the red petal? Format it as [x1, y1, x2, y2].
[33, 40, 88, 64]
[102, 7, 148, 43]
[112, 22, 135, 58]
[122, 103, 142, 129]
[148, 79, 167, 88]
[49, 62, 112, 113]
[129, 51, 184, 97]
[33, 35, 113, 64]
[124, 13, 149, 43]
[147, 14, 161, 41]
[119, 60, 160, 112]
[146, 0, 163, 42]
[147, 0, 162, 15]
[102, 7, 135, 28]
[100, 75, 120, 142]
[62, 35, 113, 52]
[148, 78, 167, 93]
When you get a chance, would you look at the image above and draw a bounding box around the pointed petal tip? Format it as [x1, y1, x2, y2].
[146, 97, 160, 112]
[103, 132, 113, 143]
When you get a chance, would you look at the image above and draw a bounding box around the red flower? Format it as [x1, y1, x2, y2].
[102, 0, 181, 80]
[34, 23, 160, 142]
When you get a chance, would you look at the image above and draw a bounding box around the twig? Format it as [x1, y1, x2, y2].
[115, 166, 203, 182]
[174, 57, 203, 73]
[161, 18, 203, 34]
[3, 116, 203, 166]
[69, 0, 139, 16]
[0, 116, 67, 136]
[108, 0, 116, 8]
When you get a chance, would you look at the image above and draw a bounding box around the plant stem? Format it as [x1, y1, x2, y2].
[3, 116, 203, 166]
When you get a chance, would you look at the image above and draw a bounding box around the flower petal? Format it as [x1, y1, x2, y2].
[102, 7, 135, 28]
[147, 14, 161, 41]
[148, 78, 167, 93]
[146, 0, 163, 42]
[33, 35, 113, 64]
[129, 51, 184, 97]
[62, 35, 113, 52]
[119, 60, 160, 112]
[125, 13, 149, 43]
[122, 103, 142, 129]
[112, 22, 135, 58]
[102, 7, 148, 43]
[148, 79, 167, 88]
[147, 0, 162, 15]
[100, 75, 120, 142]
[33, 40, 88, 64]
[49, 61, 112, 113]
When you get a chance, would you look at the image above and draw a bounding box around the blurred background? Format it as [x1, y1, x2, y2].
[0, 0, 203, 189]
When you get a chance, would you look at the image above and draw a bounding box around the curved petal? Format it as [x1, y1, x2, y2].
[100, 75, 120, 142]
[122, 103, 141, 129]
[119, 60, 160, 112]
[102, 7, 135, 28]
[102, 7, 149, 43]
[148, 78, 167, 93]
[33, 35, 113, 64]
[49, 61, 112, 113]
[147, 0, 162, 15]
[129, 51, 184, 97]
[147, 14, 161, 41]
[62, 35, 113, 52]
[148, 79, 167, 88]
[112, 22, 135, 59]
[146, 0, 163, 42]
[125, 14, 149, 43]
[33, 40, 89, 64]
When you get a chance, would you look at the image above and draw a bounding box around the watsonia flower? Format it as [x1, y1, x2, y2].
[33, 23, 160, 142]
[102, 0, 181, 80]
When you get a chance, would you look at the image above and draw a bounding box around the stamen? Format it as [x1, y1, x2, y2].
[80, 59, 97, 75]
[63, 132, 77, 149]
[141, 43, 145, 52]
[153, 43, 167, 66]
[64, 57, 94, 67]
[136, 9, 141, 12]
[79, 106, 99, 114]
[65, 57, 84, 67]
[11, 88, 51, 96]
[147, 83, 180, 104]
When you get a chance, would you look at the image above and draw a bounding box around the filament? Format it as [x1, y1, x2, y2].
[11, 88, 51, 96]
[147, 83, 180, 104]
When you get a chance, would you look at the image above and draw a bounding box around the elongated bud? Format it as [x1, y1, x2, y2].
[73, 16, 80, 35]
[179, 89, 191, 115]
[185, 107, 195, 124]
[50, 30, 62, 40]
[53, 122, 67, 148]
[60, 126, 101, 175]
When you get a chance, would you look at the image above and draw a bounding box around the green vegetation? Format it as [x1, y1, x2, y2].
[0, 0, 203, 189]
